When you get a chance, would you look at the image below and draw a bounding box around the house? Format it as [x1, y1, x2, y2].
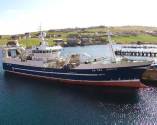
[145, 30, 157, 36]
[53, 39, 64, 45]
[11, 35, 20, 40]
[80, 37, 93, 46]
[53, 34, 62, 38]
[24, 32, 31, 39]
[67, 37, 80, 46]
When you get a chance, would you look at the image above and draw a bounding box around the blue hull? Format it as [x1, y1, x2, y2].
[2, 63, 149, 88]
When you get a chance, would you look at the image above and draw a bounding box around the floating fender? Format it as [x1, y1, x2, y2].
[141, 67, 157, 86]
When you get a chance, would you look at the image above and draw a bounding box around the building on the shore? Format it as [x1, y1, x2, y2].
[53, 34, 62, 38]
[11, 35, 20, 40]
[24, 32, 31, 39]
[145, 30, 157, 36]
[67, 37, 80, 46]
[80, 37, 93, 46]
[53, 39, 64, 45]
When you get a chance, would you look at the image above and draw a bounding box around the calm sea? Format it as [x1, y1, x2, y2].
[0, 45, 157, 125]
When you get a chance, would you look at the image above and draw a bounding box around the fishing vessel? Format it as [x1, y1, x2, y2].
[2, 32, 152, 88]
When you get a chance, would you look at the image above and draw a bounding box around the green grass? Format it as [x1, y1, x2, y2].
[112, 34, 157, 43]
[47, 38, 56, 46]
[19, 38, 58, 48]
[19, 38, 40, 48]
[0, 39, 8, 46]
[85, 28, 106, 33]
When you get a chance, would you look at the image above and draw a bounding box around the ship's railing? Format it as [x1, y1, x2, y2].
[122, 46, 157, 49]
[115, 50, 157, 57]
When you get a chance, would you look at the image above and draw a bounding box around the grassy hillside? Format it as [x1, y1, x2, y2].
[1, 26, 157, 47]
[113, 34, 157, 44]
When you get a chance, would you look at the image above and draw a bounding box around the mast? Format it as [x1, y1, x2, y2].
[107, 29, 116, 62]
[39, 24, 47, 46]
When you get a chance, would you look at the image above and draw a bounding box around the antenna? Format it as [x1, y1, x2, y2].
[39, 22, 42, 32]
[107, 28, 116, 62]
[39, 23, 42, 37]
[38, 23, 47, 46]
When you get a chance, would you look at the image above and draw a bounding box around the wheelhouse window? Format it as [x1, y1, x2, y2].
[8, 50, 11, 57]
[8, 49, 17, 57]
[32, 49, 59, 54]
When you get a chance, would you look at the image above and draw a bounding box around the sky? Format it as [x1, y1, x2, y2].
[0, 0, 157, 35]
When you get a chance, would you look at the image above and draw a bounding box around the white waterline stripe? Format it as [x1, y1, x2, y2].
[14, 67, 103, 76]
[5, 70, 140, 83]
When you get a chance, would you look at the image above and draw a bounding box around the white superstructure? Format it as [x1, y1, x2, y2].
[31, 32, 62, 61]
[2, 32, 64, 68]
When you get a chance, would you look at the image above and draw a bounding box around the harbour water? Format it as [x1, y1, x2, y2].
[0, 45, 157, 125]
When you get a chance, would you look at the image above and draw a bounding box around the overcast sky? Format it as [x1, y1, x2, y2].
[0, 0, 157, 35]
